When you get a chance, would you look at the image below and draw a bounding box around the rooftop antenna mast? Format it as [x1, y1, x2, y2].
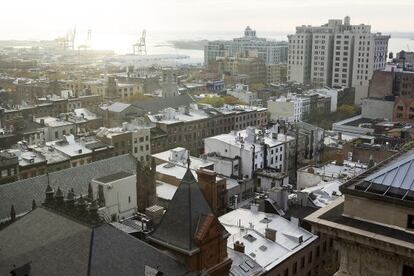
[133, 29, 147, 55]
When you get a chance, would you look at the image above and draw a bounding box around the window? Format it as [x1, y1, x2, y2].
[308, 251, 313, 264]
[301, 256, 305, 268]
[407, 215, 414, 229]
[293, 262, 297, 274]
[1, 169, 7, 177]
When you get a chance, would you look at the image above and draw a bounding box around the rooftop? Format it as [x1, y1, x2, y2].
[101, 102, 131, 113]
[46, 135, 92, 157]
[206, 127, 292, 151]
[7, 148, 46, 167]
[0, 207, 189, 275]
[0, 154, 136, 220]
[152, 147, 214, 170]
[29, 145, 70, 165]
[345, 147, 414, 205]
[301, 180, 342, 208]
[35, 116, 73, 127]
[219, 207, 317, 271]
[94, 171, 134, 184]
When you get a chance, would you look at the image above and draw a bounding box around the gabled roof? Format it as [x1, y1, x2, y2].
[0, 207, 189, 276]
[149, 168, 214, 255]
[0, 154, 137, 220]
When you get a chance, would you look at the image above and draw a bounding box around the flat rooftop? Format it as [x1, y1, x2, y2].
[219, 208, 317, 271]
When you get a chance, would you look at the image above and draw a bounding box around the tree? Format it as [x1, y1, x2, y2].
[337, 104, 358, 117]
[223, 95, 246, 105]
[250, 82, 265, 91]
[200, 97, 225, 107]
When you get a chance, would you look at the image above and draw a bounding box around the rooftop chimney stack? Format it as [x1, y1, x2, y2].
[336, 150, 344, 166]
[196, 169, 218, 214]
[55, 187, 64, 205]
[45, 184, 55, 204]
[234, 240, 245, 253]
[265, 228, 277, 242]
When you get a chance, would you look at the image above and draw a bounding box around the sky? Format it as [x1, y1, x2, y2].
[2, 0, 414, 41]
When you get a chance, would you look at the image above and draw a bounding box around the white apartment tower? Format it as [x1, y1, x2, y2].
[288, 16, 389, 104]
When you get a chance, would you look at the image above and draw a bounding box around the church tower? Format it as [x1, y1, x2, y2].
[148, 168, 232, 274]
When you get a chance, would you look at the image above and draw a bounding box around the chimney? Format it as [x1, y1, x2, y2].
[234, 240, 245, 253]
[196, 168, 218, 213]
[335, 150, 344, 166]
[250, 203, 259, 213]
[89, 200, 99, 219]
[338, 132, 342, 141]
[234, 194, 239, 209]
[66, 189, 75, 207]
[55, 187, 64, 205]
[45, 184, 54, 203]
[76, 195, 87, 213]
[265, 228, 277, 242]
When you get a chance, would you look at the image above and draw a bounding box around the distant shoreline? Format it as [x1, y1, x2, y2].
[168, 40, 209, 50]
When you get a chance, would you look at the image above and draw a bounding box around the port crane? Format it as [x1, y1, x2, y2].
[133, 29, 147, 55]
[78, 29, 92, 51]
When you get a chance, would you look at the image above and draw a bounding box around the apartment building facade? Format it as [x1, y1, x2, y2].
[288, 16, 389, 104]
[205, 26, 288, 67]
[148, 104, 268, 155]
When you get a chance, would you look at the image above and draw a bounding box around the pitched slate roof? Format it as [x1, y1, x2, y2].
[90, 224, 189, 275]
[0, 154, 137, 220]
[132, 94, 195, 113]
[149, 168, 213, 255]
[0, 208, 91, 275]
[0, 208, 190, 276]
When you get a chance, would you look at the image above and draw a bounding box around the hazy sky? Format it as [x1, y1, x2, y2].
[2, 0, 414, 40]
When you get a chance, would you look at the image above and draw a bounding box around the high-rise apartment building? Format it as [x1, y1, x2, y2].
[288, 16, 389, 104]
[205, 26, 288, 67]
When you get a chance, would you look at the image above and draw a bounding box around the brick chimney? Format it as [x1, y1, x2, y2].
[335, 150, 344, 166]
[196, 168, 218, 214]
[234, 240, 245, 253]
[265, 228, 277, 242]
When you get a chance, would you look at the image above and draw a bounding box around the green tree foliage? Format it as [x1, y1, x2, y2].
[200, 95, 247, 107]
[200, 96, 225, 107]
[308, 104, 360, 130]
[250, 82, 265, 91]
